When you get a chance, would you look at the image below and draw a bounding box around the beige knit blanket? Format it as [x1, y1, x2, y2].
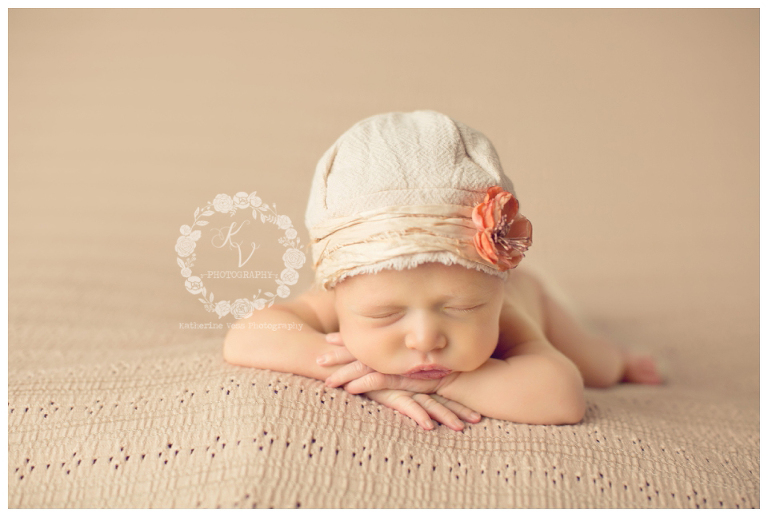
[8, 231, 759, 507]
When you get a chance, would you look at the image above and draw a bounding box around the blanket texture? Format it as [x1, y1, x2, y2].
[7, 221, 759, 507]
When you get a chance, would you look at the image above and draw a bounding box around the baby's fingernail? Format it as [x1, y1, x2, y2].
[424, 421, 434, 430]
[316, 356, 327, 365]
[470, 412, 481, 420]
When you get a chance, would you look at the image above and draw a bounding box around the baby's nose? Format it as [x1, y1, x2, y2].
[404, 312, 447, 352]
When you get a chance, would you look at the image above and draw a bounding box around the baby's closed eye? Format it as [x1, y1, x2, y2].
[364, 305, 483, 318]
[443, 304, 484, 313]
[367, 311, 403, 319]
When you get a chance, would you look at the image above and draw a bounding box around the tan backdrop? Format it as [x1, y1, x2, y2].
[8, 9, 759, 508]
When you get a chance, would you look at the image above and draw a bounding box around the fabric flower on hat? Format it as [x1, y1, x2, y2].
[472, 186, 532, 271]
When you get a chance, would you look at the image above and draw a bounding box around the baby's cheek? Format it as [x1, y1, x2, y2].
[340, 326, 393, 370]
[456, 327, 498, 369]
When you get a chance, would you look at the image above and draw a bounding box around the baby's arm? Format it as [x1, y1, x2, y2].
[435, 340, 585, 425]
[438, 302, 585, 424]
[222, 291, 341, 382]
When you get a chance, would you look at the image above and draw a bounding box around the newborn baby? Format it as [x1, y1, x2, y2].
[223, 110, 662, 431]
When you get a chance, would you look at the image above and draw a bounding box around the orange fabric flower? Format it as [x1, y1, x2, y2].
[471, 186, 533, 271]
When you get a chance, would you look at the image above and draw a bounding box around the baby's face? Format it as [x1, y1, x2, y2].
[334, 262, 505, 378]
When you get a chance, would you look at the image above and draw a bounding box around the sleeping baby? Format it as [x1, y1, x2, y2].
[223, 110, 662, 431]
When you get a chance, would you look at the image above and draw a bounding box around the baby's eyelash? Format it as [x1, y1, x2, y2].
[447, 305, 482, 312]
[364, 305, 483, 318]
[367, 312, 400, 319]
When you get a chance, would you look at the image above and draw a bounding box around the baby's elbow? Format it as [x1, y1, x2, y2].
[555, 392, 586, 425]
[541, 356, 586, 425]
[222, 332, 236, 365]
[222, 328, 245, 366]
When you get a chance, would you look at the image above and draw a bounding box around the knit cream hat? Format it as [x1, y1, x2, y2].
[305, 110, 532, 289]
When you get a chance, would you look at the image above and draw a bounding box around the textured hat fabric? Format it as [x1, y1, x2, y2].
[305, 110, 522, 289]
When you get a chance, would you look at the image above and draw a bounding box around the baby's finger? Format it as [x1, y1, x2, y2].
[379, 391, 434, 430]
[412, 394, 465, 431]
[430, 394, 482, 423]
[316, 346, 356, 367]
[325, 360, 375, 388]
[342, 372, 393, 394]
[344, 373, 438, 395]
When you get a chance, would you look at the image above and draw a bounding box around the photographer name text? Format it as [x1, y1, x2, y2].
[198, 270, 278, 279]
[179, 321, 304, 331]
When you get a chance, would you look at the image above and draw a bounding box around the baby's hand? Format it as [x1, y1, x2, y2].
[316, 332, 357, 366]
[326, 362, 457, 395]
[364, 389, 481, 432]
[317, 333, 480, 431]
[317, 333, 378, 387]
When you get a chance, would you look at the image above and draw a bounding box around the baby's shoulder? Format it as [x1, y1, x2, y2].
[503, 266, 546, 322]
[492, 266, 549, 358]
[274, 285, 339, 334]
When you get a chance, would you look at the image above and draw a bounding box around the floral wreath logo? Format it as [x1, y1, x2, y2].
[175, 191, 306, 320]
